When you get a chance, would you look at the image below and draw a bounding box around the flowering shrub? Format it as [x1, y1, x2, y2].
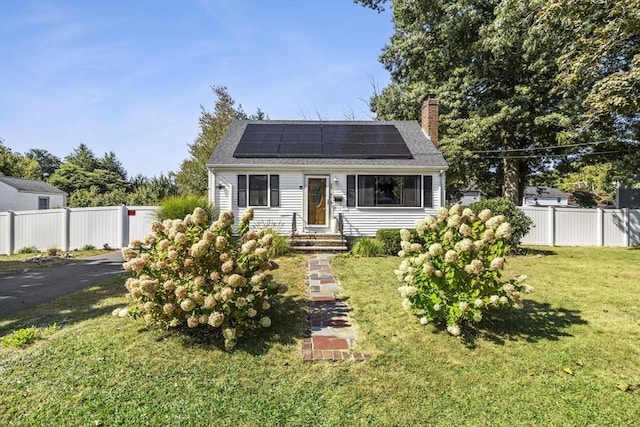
[120, 207, 286, 350]
[396, 204, 534, 336]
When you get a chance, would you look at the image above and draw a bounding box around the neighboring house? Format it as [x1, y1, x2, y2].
[207, 97, 449, 236]
[457, 183, 481, 206]
[0, 176, 67, 212]
[459, 189, 481, 206]
[523, 186, 568, 207]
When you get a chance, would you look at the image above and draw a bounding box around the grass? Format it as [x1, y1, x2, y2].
[1, 248, 639, 425]
[0, 249, 112, 273]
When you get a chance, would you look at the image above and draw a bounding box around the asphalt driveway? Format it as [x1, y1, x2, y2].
[0, 251, 124, 320]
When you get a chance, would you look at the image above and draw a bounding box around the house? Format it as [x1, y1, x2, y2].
[0, 176, 67, 212]
[207, 96, 449, 237]
[457, 182, 481, 206]
[523, 186, 568, 207]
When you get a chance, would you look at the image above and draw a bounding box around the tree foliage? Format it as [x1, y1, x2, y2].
[48, 143, 130, 207]
[357, 0, 639, 204]
[175, 86, 266, 196]
[25, 149, 61, 179]
[0, 139, 41, 179]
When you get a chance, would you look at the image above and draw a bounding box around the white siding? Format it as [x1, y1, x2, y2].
[15, 192, 66, 211]
[0, 183, 18, 212]
[210, 168, 444, 236]
[211, 170, 302, 235]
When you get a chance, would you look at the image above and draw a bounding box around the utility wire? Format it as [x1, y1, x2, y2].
[476, 150, 624, 159]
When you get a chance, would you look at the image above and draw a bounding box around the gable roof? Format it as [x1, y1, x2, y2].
[208, 120, 448, 169]
[0, 176, 66, 194]
[524, 186, 566, 198]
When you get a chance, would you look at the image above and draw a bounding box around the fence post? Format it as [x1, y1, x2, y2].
[596, 208, 604, 247]
[117, 205, 129, 248]
[623, 208, 630, 247]
[548, 206, 555, 247]
[61, 208, 70, 251]
[6, 211, 15, 255]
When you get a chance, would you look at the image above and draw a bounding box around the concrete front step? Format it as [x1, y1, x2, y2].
[293, 246, 349, 253]
[291, 239, 346, 247]
[291, 234, 348, 253]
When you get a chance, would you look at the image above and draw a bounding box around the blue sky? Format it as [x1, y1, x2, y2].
[0, 0, 392, 178]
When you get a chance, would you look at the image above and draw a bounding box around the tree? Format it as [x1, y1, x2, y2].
[532, 0, 640, 191]
[48, 144, 131, 207]
[175, 86, 266, 196]
[357, 0, 584, 204]
[25, 149, 62, 179]
[127, 173, 179, 205]
[0, 139, 41, 179]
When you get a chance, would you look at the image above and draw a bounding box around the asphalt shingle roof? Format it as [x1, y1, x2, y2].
[524, 186, 566, 197]
[0, 176, 66, 194]
[208, 120, 448, 169]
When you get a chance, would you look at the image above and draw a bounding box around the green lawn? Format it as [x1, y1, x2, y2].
[0, 247, 639, 426]
[0, 249, 113, 273]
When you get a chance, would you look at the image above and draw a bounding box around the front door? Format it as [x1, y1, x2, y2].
[305, 175, 329, 229]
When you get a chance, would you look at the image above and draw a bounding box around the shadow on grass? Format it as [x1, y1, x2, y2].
[0, 274, 128, 337]
[151, 293, 308, 356]
[518, 247, 558, 257]
[458, 300, 587, 349]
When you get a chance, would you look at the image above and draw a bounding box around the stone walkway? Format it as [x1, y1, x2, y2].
[303, 254, 370, 361]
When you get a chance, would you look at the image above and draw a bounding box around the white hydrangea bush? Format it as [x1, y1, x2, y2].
[396, 204, 534, 336]
[119, 207, 286, 350]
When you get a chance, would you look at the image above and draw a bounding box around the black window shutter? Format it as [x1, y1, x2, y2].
[347, 175, 356, 207]
[423, 175, 433, 208]
[238, 175, 247, 208]
[270, 175, 280, 207]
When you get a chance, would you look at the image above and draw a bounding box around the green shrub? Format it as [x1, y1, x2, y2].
[120, 207, 286, 350]
[397, 204, 534, 335]
[263, 228, 291, 258]
[16, 246, 38, 254]
[376, 228, 417, 256]
[469, 197, 533, 251]
[351, 237, 385, 257]
[156, 196, 216, 224]
[80, 244, 97, 251]
[1, 327, 39, 348]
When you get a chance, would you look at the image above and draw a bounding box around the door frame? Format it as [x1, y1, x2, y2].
[303, 174, 330, 232]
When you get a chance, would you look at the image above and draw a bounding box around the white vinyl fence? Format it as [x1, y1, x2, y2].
[520, 206, 640, 247]
[2, 205, 639, 254]
[0, 206, 158, 255]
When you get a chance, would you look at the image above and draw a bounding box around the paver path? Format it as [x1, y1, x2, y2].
[303, 254, 370, 361]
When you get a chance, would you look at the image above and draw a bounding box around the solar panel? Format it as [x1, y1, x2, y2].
[233, 123, 413, 159]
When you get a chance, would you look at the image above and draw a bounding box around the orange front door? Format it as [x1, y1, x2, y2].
[307, 177, 327, 225]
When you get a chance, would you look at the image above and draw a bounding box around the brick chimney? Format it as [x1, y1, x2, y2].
[421, 95, 439, 147]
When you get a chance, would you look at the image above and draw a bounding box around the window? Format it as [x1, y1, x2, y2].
[249, 175, 268, 206]
[237, 175, 247, 207]
[347, 175, 356, 207]
[237, 174, 279, 207]
[270, 175, 280, 207]
[423, 176, 433, 208]
[38, 197, 49, 210]
[357, 175, 421, 207]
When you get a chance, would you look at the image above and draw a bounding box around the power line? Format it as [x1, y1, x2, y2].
[468, 141, 607, 154]
[476, 150, 624, 160]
